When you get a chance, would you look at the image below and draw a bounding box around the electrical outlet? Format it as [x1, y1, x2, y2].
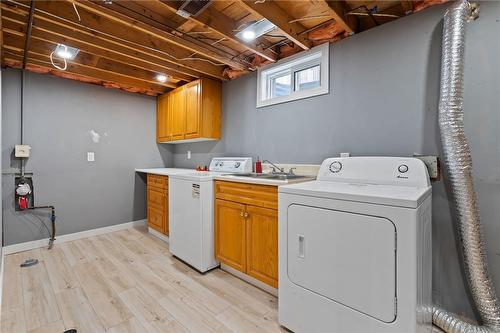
[87, 152, 95, 162]
[15, 145, 31, 158]
[187, 151, 191, 159]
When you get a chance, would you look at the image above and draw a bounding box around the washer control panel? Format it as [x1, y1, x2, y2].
[329, 161, 343, 173]
[209, 157, 253, 173]
[317, 157, 430, 188]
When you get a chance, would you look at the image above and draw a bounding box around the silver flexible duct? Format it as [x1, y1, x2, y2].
[434, 1, 500, 332]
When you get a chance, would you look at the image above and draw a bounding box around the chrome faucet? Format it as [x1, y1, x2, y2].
[263, 160, 284, 173]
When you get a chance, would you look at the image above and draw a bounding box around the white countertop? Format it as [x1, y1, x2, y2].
[214, 174, 315, 186]
[136, 168, 315, 186]
[135, 168, 195, 176]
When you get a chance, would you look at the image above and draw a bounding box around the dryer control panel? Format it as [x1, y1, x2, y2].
[317, 157, 430, 188]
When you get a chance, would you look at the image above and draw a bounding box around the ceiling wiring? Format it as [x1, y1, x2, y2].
[49, 49, 68, 70]
[5, 0, 232, 67]
[72, 2, 81, 22]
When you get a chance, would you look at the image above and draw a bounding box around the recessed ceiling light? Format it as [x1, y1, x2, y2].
[236, 19, 276, 42]
[156, 74, 168, 83]
[241, 30, 256, 41]
[54, 44, 79, 60]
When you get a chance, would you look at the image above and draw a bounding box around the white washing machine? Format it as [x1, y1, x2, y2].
[169, 157, 252, 273]
[279, 157, 432, 333]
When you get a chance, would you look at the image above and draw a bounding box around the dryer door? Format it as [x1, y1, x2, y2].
[287, 204, 396, 323]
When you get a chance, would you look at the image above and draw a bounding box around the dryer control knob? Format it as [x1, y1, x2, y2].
[398, 164, 409, 173]
[329, 161, 343, 173]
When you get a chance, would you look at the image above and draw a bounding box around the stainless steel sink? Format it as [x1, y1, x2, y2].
[231, 173, 310, 180]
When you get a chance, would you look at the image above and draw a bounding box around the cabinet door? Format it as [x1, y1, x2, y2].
[147, 188, 167, 234]
[157, 94, 169, 142]
[215, 199, 247, 272]
[184, 81, 201, 139]
[246, 205, 278, 288]
[170, 87, 186, 141]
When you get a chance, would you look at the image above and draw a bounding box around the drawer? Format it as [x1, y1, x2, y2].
[147, 206, 166, 234]
[147, 174, 168, 190]
[147, 187, 166, 209]
[215, 181, 278, 210]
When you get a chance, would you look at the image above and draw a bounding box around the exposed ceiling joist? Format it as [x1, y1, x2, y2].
[2, 1, 225, 80]
[400, 1, 414, 14]
[4, 46, 167, 96]
[69, 0, 248, 71]
[238, 0, 312, 50]
[158, 1, 277, 62]
[97, 1, 242, 67]
[324, 1, 357, 34]
[1, 7, 193, 83]
[3, 30, 176, 90]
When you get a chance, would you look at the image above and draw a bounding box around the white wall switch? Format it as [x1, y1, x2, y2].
[15, 145, 31, 158]
[187, 150, 191, 159]
[87, 152, 95, 162]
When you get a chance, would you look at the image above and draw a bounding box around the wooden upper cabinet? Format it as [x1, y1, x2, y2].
[156, 78, 221, 143]
[170, 87, 186, 141]
[184, 80, 201, 139]
[156, 93, 170, 142]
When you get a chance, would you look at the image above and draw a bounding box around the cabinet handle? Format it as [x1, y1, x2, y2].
[244, 212, 249, 218]
[240, 211, 244, 217]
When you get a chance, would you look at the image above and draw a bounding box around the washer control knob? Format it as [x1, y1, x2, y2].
[398, 164, 409, 173]
[235, 162, 241, 168]
[329, 161, 343, 173]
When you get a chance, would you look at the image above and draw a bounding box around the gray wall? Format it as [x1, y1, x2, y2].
[172, 2, 500, 321]
[2, 69, 173, 246]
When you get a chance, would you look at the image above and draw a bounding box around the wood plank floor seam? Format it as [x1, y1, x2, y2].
[2, 225, 284, 333]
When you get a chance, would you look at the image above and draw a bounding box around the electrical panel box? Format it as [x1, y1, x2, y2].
[15, 176, 34, 211]
[15, 145, 31, 158]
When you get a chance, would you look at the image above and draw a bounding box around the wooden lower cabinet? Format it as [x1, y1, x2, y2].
[214, 199, 246, 272]
[214, 181, 278, 288]
[147, 174, 168, 235]
[246, 205, 278, 288]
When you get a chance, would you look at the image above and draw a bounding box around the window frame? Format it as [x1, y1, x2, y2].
[256, 43, 329, 108]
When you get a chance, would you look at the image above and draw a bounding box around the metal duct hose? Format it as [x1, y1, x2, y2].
[434, 1, 500, 332]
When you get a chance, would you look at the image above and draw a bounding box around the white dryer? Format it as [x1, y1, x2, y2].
[278, 157, 432, 333]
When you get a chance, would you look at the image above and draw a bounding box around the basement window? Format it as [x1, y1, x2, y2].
[257, 43, 329, 108]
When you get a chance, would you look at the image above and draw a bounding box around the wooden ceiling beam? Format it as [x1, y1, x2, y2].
[157, 1, 277, 62]
[69, 0, 247, 70]
[238, 0, 312, 50]
[400, 1, 414, 15]
[1, 2, 225, 80]
[324, 1, 357, 34]
[3, 30, 175, 90]
[98, 1, 242, 65]
[3, 49, 166, 96]
[2, 10, 191, 83]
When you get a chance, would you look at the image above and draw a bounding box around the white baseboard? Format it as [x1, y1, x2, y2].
[148, 227, 169, 243]
[0, 249, 5, 315]
[2, 219, 147, 255]
[220, 263, 278, 297]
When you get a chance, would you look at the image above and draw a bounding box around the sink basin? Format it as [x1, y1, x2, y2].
[231, 173, 310, 181]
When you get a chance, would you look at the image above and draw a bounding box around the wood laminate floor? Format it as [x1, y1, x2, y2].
[1, 226, 283, 333]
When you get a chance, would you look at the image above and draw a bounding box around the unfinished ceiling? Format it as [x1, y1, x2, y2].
[0, 0, 447, 96]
